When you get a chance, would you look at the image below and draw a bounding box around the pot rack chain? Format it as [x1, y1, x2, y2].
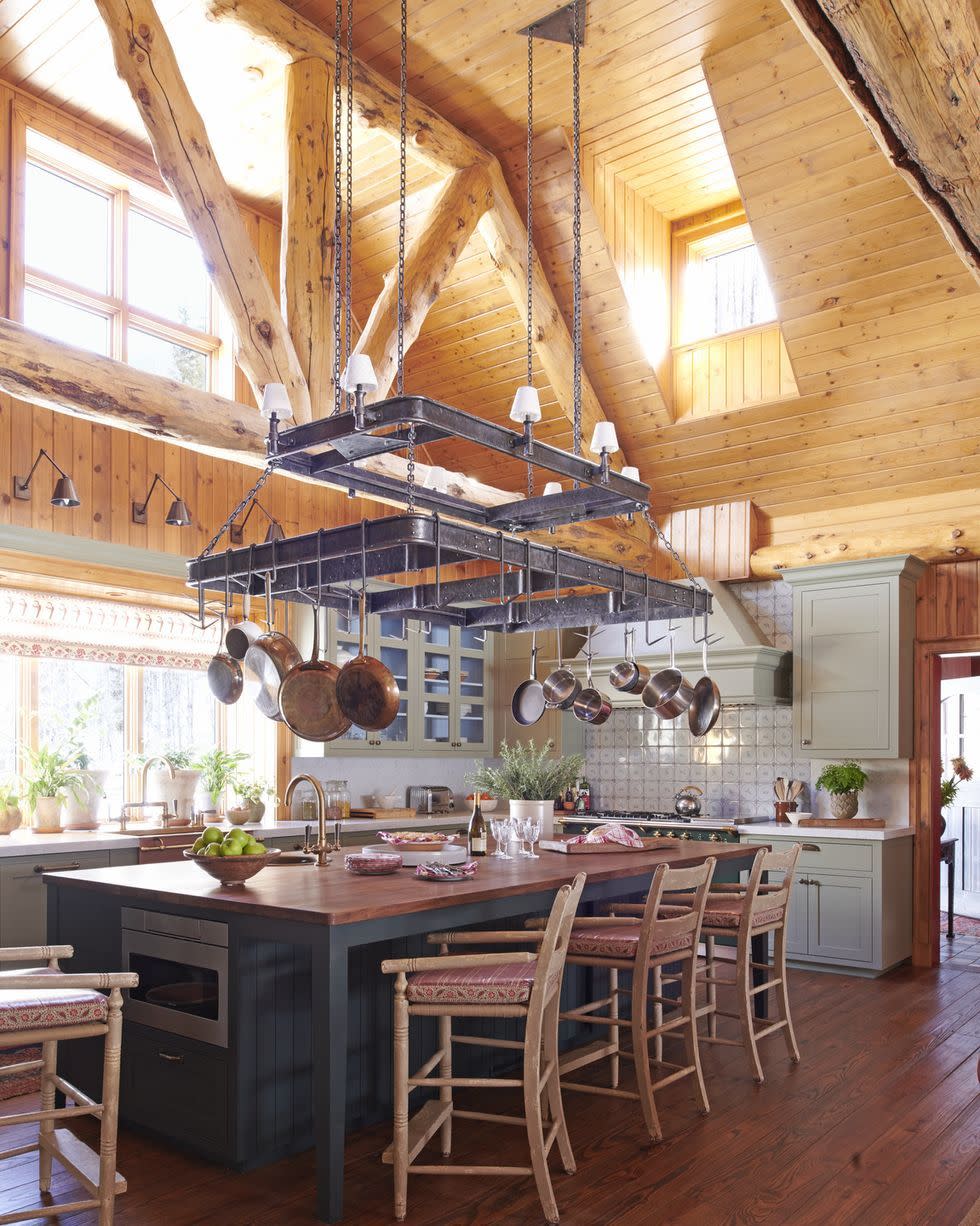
[571, 0, 583, 464]
[197, 462, 279, 560]
[331, 0, 344, 415]
[525, 26, 534, 502]
[397, 0, 416, 511]
[344, 0, 354, 391]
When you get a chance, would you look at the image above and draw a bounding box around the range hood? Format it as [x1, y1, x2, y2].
[563, 578, 791, 706]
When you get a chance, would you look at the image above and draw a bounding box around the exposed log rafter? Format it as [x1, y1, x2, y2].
[92, 0, 313, 421]
[782, 0, 980, 285]
[282, 56, 335, 413]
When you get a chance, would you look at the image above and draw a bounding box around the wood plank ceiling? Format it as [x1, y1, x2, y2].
[2, 0, 980, 550]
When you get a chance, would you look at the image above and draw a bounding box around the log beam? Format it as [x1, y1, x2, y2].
[752, 521, 980, 578]
[0, 318, 659, 569]
[282, 56, 335, 413]
[355, 164, 493, 400]
[92, 0, 313, 420]
[782, 0, 980, 284]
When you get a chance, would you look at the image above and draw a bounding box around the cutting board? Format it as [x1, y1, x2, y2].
[349, 807, 417, 822]
[796, 817, 886, 829]
[539, 836, 680, 854]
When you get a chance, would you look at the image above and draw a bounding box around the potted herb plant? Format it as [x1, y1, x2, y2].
[814, 760, 869, 821]
[468, 739, 584, 838]
[22, 745, 84, 834]
[196, 749, 249, 816]
[228, 776, 276, 825]
[0, 778, 23, 836]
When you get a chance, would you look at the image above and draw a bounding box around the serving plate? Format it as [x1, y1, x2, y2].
[362, 842, 468, 867]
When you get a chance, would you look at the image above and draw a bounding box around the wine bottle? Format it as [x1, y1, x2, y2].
[467, 796, 487, 857]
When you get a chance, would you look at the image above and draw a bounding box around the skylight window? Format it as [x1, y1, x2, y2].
[676, 220, 776, 344]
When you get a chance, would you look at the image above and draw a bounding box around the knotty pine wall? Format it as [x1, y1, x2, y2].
[0, 81, 393, 572]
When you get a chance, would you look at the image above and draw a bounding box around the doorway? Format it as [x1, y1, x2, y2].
[940, 655, 980, 921]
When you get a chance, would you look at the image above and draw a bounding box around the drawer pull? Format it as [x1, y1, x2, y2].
[801, 843, 821, 852]
[33, 861, 81, 874]
[157, 1052, 184, 1064]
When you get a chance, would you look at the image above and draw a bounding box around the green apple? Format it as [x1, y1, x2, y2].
[192, 837, 206, 854]
[201, 826, 223, 846]
[203, 844, 222, 857]
[244, 842, 267, 855]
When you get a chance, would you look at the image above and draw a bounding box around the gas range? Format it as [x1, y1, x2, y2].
[554, 810, 767, 844]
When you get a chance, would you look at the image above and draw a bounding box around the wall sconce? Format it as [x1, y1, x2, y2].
[132, 474, 192, 527]
[229, 498, 284, 545]
[13, 449, 80, 508]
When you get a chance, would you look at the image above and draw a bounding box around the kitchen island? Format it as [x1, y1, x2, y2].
[45, 842, 762, 1224]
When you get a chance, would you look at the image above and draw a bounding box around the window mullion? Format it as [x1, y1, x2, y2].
[116, 187, 129, 363]
[124, 666, 143, 807]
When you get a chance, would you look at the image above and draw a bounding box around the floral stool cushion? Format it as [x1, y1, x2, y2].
[0, 968, 108, 1034]
[406, 961, 540, 1005]
[701, 900, 785, 931]
[568, 925, 694, 960]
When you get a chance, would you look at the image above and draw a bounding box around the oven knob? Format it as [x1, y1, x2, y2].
[680, 831, 691, 840]
[652, 828, 662, 838]
[666, 830, 676, 839]
[709, 833, 721, 842]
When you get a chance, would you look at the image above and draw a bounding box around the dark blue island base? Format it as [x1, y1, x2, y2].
[46, 845, 761, 1223]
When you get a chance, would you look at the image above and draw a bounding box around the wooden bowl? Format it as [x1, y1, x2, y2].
[183, 846, 281, 886]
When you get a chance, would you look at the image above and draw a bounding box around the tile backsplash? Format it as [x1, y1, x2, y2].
[584, 704, 809, 818]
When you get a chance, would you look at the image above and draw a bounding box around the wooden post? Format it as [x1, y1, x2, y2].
[355, 165, 493, 400]
[92, 0, 313, 421]
[282, 57, 335, 416]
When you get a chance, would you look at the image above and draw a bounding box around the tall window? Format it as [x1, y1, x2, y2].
[675, 218, 776, 345]
[18, 126, 228, 393]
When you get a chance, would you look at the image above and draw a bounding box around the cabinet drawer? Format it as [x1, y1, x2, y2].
[743, 836, 873, 874]
[122, 1026, 228, 1154]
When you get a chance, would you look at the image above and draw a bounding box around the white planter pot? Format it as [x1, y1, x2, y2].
[145, 767, 202, 822]
[33, 795, 64, 834]
[509, 798, 555, 840]
[64, 768, 108, 830]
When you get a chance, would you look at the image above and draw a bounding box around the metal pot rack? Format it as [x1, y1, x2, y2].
[187, 513, 710, 635]
[266, 394, 650, 534]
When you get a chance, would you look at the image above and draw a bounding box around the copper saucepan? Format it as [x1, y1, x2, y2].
[336, 589, 401, 731]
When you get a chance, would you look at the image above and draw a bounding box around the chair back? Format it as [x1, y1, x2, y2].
[638, 857, 716, 963]
[742, 844, 801, 924]
[529, 871, 586, 1009]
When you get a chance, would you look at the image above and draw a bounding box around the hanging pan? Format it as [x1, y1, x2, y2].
[609, 625, 650, 696]
[279, 532, 352, 742]
[541, 549, 581, 710]
[572, 630, 611, 725]
[512, 630, 546, 726]
[244, 557, 302, 722]
[642, 632, 694, 720]
[336, 523, 401, 731]
[688, 636, 722, 737]
[207, 556, 244, 705]
[225, 544, 263, 661]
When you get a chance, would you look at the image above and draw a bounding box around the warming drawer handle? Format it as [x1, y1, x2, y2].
[33, 861, 81, 874]
[801, 843, 821, 852]
[157, 1052, 185, 1064]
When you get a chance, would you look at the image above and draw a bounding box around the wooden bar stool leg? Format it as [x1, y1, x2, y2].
[437, 1014, 453, 1157]
[682, 956, 710, 1118]
[542, 994, 575, 1176]
[774, 926, 800, 1065]
[652, 964, 663, 1065]
[392, 974, 410, 1222]
[704, 936, 718, 1039]
[609, 966, 620, 1089]
[523, 1009, 558, 1225]
[98, 990, 124, 1226]
[631, 964, 662, 1143]
[736, 933, 765, 1085]
[37, 1039, 58, 1194]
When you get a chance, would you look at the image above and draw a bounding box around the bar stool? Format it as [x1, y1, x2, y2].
[537, 857, 716, 1143]
[0, 944, 137, 1225]
[381, 873, 585, 1225]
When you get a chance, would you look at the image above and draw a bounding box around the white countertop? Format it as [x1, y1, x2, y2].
[0, 814, 467, 858]
[741, 821, 913, 842]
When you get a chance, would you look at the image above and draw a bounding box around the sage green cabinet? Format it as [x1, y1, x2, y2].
[292, 606, 492, 756]
[0, 848, 138, 955]
[741, 832, 911, 975]
[781, 555, 925, 759]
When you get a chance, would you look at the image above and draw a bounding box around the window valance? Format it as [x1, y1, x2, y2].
[0, 588, 217, 670]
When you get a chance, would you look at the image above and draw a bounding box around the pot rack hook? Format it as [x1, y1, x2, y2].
[553, 546, 561, 605]
[692, 605, 723, 646]
[359, 518, 368, 595]
[524, 537, 533, 624]
[497, 531, 506, 605]
[434, 512, 442, 607]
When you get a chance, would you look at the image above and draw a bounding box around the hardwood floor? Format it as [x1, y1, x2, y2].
[1, 946, 979, 1226]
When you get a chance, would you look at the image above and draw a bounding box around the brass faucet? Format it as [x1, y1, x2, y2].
[118, 757, 177, 833]
[285, 774, 336, 868]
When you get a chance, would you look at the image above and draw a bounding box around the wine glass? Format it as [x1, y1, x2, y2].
[490, 817, 511, 859]
[523, 816, 541, 859]
[515, 817, 534, 857]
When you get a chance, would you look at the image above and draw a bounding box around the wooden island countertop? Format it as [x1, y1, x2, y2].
[44, 842, 756, 927]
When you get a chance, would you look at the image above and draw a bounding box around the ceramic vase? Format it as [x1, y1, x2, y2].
[509, 798, 554, 840]
[0, 805, 22, 835]
[64, 768, 108, 830]
[830, 791, 859, 821]
[33, 795, 63, 834]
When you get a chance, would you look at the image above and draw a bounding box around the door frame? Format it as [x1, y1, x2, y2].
[912, 634, 980, 966]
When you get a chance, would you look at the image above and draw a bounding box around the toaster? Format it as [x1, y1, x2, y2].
[408, 785, 455, 815]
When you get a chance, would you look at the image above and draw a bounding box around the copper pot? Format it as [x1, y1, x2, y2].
[335, 590, 401, 732]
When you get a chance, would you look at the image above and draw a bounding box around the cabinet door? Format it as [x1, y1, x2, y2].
[1, 853, 113, 952]
[806, 872, 874, 963]
[796, 582, 891, 756]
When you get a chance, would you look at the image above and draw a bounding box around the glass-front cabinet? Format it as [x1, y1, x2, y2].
[292, 604, 491, 755]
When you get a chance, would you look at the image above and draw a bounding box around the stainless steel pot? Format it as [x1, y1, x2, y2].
[688, 638, 721, 737]
[609, 626, 650, 695]
[542, 633, 581, 710]
[512, 631, 546, 726]
[642, 634, 694, 719]
[674, 786, 703, 818]
[572, 632, 612, 725]
[244, 573, 302, 722]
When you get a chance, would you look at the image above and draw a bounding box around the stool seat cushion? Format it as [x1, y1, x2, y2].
[701, 899, 785, 930]
[406, 960, 541, 1005]
[569, 925, 694, 960]
[0, 968, 108, 1033]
